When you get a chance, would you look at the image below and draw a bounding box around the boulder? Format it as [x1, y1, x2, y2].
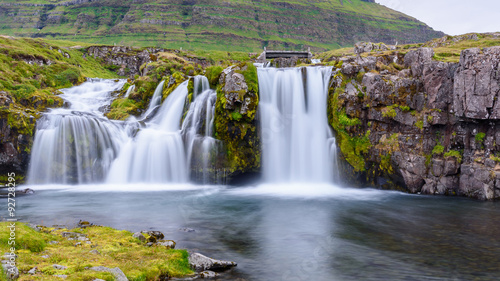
[188, 253, 237, 272]
[132, 232, 146, 242]
[90, 266, 128, 281]
[403, 47, 434, 77]
[157, 240, 176, 249]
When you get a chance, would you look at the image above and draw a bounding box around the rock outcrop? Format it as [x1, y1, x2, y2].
[87, 46, 165, 77]
[331, 45, 500, 200]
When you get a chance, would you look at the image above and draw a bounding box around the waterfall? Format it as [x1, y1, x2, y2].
[106, 81, 190, 183]
[124, 85, 135, 98]
[257, 66, 339, 183]
[193, 75, 210, 99]
[143, 80, 165, 118]
[181, 87, 224, 183]
[27, 79, 127, 184]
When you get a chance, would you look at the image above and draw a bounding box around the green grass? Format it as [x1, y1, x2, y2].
[0, 222, 193, 281]
[0, 0, 442, 52]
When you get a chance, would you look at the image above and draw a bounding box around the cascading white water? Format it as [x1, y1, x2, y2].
[181, 76, 224, 183]
[257, 66, 339, 183]
[124, 85, 135, 98]
[106, 81, 190, 183]
[27, 79, 127, 184]
[143, 80, 165, 118]
[193, 75, 210, 99]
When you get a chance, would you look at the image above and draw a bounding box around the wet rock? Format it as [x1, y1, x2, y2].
[157, 240, 176, 249]
[199, 271, 218, 278]
[393, 152, 427, 193]
[188, 252, 237, 272]
[179, 228, 195, 232]
[77, 220, 92, 228]
[273, 57, 298, 68]
[90, 266, 128, 281]
[141, 230, 164, 243]
[459, 164, 495, 200]
[436, 176, 459, 195]
[132, 232, 146, 242]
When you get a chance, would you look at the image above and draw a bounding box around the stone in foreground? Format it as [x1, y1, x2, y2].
[188, 252, 237, 272]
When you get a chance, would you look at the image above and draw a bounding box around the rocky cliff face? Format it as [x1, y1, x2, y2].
[331, 45, 500, 200]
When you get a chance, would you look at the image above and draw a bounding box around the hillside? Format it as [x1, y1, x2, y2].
[0, 0, 444, 52]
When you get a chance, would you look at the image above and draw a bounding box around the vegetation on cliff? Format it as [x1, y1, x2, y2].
[0, 0, 443, 52]
[214, 62, 261, 176]
[0, 222, 192, 280]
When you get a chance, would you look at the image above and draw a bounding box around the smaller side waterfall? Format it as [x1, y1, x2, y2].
[181, 88, 225, 184]
[193, 75, 210, 99]
[27, 79, 127, 184]
[107, 81, 190, 183]
[124, 85, 135, 98]
[143, 80, 165, 118]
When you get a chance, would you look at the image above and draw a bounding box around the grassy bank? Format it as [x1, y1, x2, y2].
[0, 222, 193, 281]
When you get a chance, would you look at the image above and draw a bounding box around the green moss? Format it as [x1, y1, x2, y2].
[490, 154, 500, 163]
[241, 62, 258, 94]
[231, 111, 243, 121]
[339, 111, 360, 127]
[163, 72, 188, 100]
[432, 144, 444, 156]
[382, 105, 397, 119]
[214, 73, 260, 175]
[106, 98, 141, 120]
[444, 150, 463, 163]
[205, 65, 224, 87]
[415, 120, 424, 130]
[475, 132, 486, 144]
[327, 75, 372, 172]
[400, 105, 410, 112]
[380, 154, 393, 174]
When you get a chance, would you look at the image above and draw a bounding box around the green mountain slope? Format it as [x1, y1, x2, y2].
[0, 0, 444, 52]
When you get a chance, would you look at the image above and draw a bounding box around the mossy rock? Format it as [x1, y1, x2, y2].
[214, 63, 261, 176]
